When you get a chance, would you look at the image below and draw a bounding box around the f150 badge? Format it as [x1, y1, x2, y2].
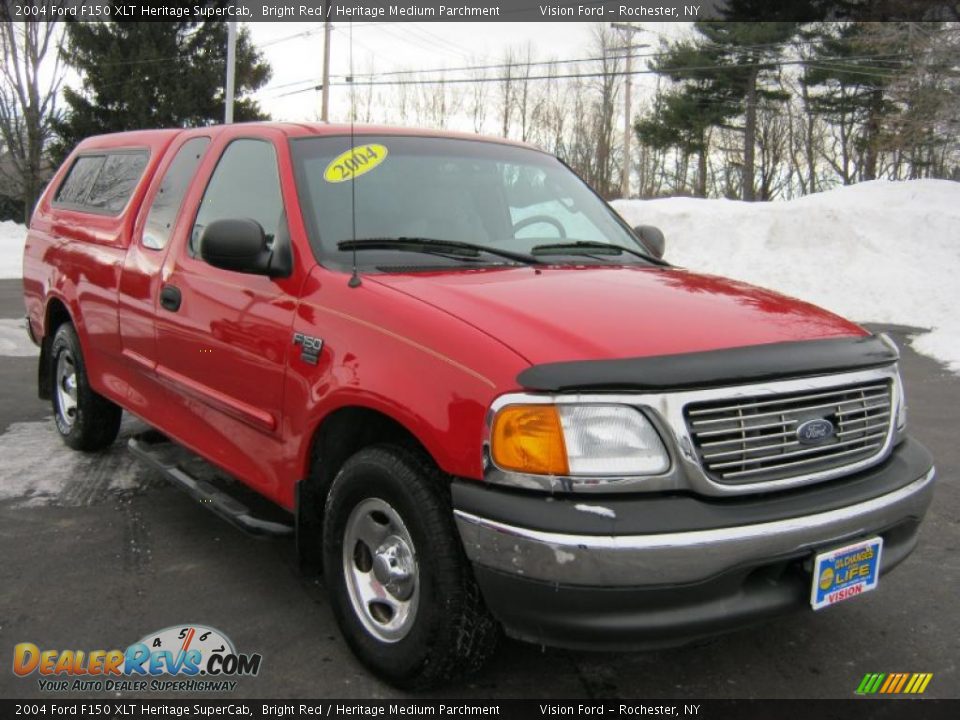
[292, 332, 323, 365]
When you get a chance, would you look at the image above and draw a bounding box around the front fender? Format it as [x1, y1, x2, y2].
[282, 267, 530, 507]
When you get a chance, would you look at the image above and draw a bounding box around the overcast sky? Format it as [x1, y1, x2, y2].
[247, 21, 689, 124]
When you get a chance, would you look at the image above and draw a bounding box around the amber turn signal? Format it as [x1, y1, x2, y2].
[490, 404, 569, 475]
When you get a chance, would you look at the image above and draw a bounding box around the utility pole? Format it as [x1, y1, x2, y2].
[611, 23, 646, 199]
[321, 10, 332, 121]
[225, 20, 237, 124]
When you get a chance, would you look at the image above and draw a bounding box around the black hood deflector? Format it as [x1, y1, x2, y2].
[516, 335, 897, 393]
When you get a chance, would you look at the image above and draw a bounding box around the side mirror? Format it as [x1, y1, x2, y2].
[633, 224, 665, 260]
[199, 218, 289, 277]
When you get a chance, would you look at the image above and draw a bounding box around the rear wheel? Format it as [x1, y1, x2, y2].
[51, 323, 122, 451]
[322, 445, 499, 689]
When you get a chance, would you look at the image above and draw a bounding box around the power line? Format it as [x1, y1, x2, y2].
[260, 49, 666, 96]
[406, 23, 474, 60]
[260, 41, 910, 97]
[303, 54, 915, 90]
[260, 26, 323, 48]
[804, 62, 903, 79]
[351, 50, 666, 78]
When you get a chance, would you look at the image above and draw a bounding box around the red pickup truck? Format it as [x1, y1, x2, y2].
[22, 123, 935, 689]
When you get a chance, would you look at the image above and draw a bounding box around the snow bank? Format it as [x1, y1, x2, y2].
[0, 219, 25, 279]
[613, 180, 960, 373]
[0, 318, 39, 357]
[0, 417, 149, 506]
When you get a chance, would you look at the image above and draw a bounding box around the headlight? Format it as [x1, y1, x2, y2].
[894, 369, 908, 432]
[490, 403, 669, 476]
[879, 334, 907, 433]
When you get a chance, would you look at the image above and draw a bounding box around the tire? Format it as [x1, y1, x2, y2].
[50, 323, 122, 451]
[322, 445, 499, 689]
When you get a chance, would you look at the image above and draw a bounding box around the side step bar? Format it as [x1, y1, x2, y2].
[128, 432, 294, 538]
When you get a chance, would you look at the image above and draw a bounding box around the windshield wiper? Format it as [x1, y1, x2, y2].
[531, 240, 660, 263]
[338, 237, 542, 266]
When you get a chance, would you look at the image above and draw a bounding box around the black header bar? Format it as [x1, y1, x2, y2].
[0, 699, 958, 720]
[4, 0, 958, 23]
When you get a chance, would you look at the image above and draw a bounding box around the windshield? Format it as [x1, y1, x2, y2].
[290, 135, 652, 271]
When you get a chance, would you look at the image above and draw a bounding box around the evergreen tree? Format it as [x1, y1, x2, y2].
[638, 4, 801, 200]
[53, 13, 270, 160]
[803, 22, 905, 182]
[686, 20, 797, 201]
[636, 42, 736, 197]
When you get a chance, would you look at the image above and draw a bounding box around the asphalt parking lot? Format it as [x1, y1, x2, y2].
[0, 276, 957, 700]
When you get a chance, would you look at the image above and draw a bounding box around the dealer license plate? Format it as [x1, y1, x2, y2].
[811, 536, 883, 610]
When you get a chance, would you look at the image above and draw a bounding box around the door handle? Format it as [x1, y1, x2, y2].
[160, 284, 182, 312]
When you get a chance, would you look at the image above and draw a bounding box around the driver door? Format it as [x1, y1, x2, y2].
[153, 135, 296, 488]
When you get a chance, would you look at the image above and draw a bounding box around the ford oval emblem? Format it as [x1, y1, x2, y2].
[796, 418, 835, 445]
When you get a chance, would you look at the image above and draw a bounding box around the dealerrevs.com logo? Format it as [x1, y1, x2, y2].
[13, 624, 262, 693]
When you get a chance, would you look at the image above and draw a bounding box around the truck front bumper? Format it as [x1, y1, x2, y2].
[452, 439, 935, 650]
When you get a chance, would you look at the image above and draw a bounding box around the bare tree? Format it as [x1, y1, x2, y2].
[881, 23, 960, 179]
[588, 27, 623, 199]
[394, 76, 411, 126]
[755, 100, 791, 200]
[467, 60, 489, 134]
[515, 43, 540, 142]
[497, 48, 516, 138]
[530, 59, 566, 156]
[349, 58, 377, 123]
[0, 14, 64, 223]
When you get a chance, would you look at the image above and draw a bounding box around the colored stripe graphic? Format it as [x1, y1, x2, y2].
[879, 674, 898, 693]
[892, 673, 909, 693]
[855, 672, 932, 695]
[856, 673, 885, 694]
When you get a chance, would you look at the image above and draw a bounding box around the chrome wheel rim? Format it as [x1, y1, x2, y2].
[56, 350, 78, 429]
[342, 497, 419, 643]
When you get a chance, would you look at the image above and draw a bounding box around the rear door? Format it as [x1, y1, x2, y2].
[152, 130, 299, 484]
[120, 134, 212, 374]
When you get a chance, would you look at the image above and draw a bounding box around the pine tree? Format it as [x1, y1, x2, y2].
[687, 20, 797, 201]
[636, 41, 736, 197]
[638, 4, 800, 200]
[53, 14, 271, 160]
[802, 22, 902, 183]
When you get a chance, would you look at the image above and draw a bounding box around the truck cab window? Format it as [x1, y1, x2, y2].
[142, 137, 211, 250]
[53, 150, 148, 215]
[85, 152, 149, 214]
[54, 156, 105, 206]
[192, 139, 283, 255]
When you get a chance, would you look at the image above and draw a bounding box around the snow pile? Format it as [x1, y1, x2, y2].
[613, 180, 960, 373]
[0, 318, 39, 357]
[0, 417, 149, 506]
[0, 219, 25, 279]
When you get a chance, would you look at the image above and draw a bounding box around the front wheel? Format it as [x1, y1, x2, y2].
[51, 323, 122, 451]
[322, 446, 499, 689]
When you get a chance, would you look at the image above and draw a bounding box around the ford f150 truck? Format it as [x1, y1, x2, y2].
[23, 123, 935, 689]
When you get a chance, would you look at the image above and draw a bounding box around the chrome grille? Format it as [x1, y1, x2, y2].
[684, 380, 893, 484]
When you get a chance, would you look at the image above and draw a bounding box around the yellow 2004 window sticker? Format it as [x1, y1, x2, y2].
[323, 144, 389, 183]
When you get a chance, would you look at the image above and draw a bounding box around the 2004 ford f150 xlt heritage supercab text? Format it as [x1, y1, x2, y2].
[22, 124, 936, 689]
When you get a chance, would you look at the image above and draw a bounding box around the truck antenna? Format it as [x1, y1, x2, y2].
[347, 21, 361, 288]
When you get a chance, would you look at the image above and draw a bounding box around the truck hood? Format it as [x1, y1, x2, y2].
[370, 265, 866, 366]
